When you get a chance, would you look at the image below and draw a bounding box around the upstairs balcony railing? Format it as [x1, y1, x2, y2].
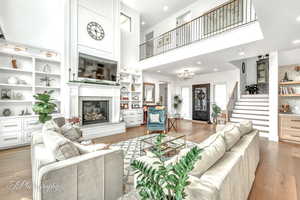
[139, 0, 257, 61]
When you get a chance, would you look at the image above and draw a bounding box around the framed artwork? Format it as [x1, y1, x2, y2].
[203, 0, 243, 36]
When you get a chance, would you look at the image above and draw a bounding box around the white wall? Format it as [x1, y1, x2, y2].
[174, 69, 240, 120]
[120, 3, 140, 68]
[141, 0, 228, 42]
[0, 0, 64, 52]
[143, 72, 177, 112]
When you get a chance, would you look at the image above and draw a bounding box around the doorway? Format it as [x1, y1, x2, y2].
[145, 31, 154, 58]
[192, 84, 210, 122]
[159, 83, 168, 107]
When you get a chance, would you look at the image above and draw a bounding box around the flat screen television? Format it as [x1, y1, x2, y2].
[78, 53, 117, 83]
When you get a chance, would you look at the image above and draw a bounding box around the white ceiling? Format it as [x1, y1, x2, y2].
[121, 0, 198, 29]
[144, 0, 300, 78]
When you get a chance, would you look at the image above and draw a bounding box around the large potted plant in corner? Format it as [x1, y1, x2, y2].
[131, 134, 202, 200]
[211, 104, 221, 124]
[33, 90, 57, 123]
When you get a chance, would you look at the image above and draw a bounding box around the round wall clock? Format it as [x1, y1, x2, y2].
[87, 22, 105, 41]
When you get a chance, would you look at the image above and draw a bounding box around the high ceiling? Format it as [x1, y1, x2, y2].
[121, 0, 198, 29]
[144, 0, 300, 77]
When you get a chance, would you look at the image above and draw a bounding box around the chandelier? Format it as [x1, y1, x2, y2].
[177, 69, 195, 80]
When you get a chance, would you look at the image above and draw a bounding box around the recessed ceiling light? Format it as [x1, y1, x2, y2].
[163, 6, 169, 11]
[141, 21, 146, 25]
[196, 61, 202, 65]
[292, 39, 300, 44]
[239, 51, 245, 56]
[213, 68, 219, 72]
[297, 16, 300, 22]
[157, 70, 161, 73]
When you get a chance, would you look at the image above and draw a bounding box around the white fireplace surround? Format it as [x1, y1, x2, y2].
[67, 82, 125, 139]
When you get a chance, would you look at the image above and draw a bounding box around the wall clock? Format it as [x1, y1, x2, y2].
[87, 22, 105, 41]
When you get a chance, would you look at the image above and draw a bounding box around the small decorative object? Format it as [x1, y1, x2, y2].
[67, 117, 81, 126]
[73, 73, 76, 81]
[0, 25, 5, 39]
[242, 62, 246, 74]
[131, 134, 202, 200]
[68, 68, 72, 81]
[282, 72, 292, 82]
[3, 108, 12, 116]
[87, 21, 105, 41]
[8, 76, 19, 85]
[173, 95, 183, 114]
[1, 89, 11, 99]
[42, 64, 51, 73]
[19, 79, 27, 85]
[279, 104, 291, 113]
[131, 84, 135, 92]
[211, 104, 221, 124]
[40, 75, 54, 87]
[33, 90, 57, 123]
[11, 56, 17, 69]
[295, 66, 300, 72]
[13, 92, 23, 100]
[121, 86, 128, 93]
[245, 84, 259, 94]
[132, 95, 139, 101]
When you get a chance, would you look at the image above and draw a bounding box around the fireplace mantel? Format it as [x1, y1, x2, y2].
[66, 82, 125, 138]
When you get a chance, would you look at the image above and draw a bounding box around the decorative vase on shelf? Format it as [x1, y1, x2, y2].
[11, 57, 17, 69]
[8, 76, 19, 85]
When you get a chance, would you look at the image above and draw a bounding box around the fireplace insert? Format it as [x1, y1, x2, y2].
[82, 100, 109, 125]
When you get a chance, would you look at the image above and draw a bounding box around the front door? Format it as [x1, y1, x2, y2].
[192, 84, 210, 122]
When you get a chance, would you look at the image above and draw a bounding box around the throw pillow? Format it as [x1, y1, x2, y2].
[42, 120, 62, 134]
[61, 123, 82, 141]
[43, 130, 80, 161]
[238, 120, 253, 136]
[178, 134, 226, 177]
[220, 124, 241, 150]
[149, 113, 161, 123]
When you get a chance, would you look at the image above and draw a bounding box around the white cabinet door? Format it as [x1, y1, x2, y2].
[0, 119, 22, 132]
[0, 131, 20, 148]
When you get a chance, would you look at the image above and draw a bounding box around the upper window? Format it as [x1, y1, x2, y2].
[120, 13, 131, 32]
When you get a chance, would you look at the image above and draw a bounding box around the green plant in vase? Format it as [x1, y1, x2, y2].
[173, 95, 183, 114]
[211, 104, 221, 124]
[131, 134, 202, 200]
[33, 90, 57, 123]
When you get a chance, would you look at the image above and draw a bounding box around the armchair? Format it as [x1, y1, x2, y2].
[147, 106, 167, 134]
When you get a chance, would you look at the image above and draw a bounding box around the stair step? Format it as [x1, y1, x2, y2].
[230, 118, 269, 126]
[233, 109, 269, 115]
[236, 101, 269, 106]
[241, 94, 269, 98]
[234, 105, 269, 111]
[232, 113, 269, 120]
[239, 98, 269, 102]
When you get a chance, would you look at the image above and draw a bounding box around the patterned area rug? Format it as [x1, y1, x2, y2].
[111, 134, 197, 193]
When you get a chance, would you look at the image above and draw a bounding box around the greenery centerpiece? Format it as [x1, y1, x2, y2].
[33, 90, 57, 123]
[131, 134, 202, 200]
[211, 104, 221, 124]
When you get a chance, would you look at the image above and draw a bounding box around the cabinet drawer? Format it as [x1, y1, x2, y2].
[0, 119, 22, 132]
[281, 116, 300, 129]
[24, 118, 42, 130]
[0, 132, 20, 147]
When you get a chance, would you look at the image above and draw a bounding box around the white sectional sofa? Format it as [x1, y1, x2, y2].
[135, 121, 260, 200]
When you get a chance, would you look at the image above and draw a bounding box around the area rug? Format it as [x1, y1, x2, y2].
[111, 134, 197, 193]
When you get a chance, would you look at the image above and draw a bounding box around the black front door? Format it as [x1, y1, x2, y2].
[192, 84, 210, 122]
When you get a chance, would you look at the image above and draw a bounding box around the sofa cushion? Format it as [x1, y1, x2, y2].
[43, 120, 62, 133]
[179, 134, 226, 177]
[220, 124, 241, 151]
[149, 113, 160, 123]
[43, 130, 80, 161]
[238, 120, 253, 136]
[61, 123, 82, 141]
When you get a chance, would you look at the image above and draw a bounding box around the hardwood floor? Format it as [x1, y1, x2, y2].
[0, 120, 299, 200]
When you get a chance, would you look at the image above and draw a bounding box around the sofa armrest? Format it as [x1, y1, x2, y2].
[34, 148, 123, 200]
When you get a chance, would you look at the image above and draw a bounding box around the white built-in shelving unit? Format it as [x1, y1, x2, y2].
[120, 70, 144, 127]
[0, 40, 62, 149]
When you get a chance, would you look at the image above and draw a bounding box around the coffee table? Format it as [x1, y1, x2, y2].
[140, 134, 186, 158]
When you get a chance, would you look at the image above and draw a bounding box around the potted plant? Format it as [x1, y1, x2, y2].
[211, 104, 221, 124]
[131, 134, 202, 200]
[33, 90, 57, 123]
[173, 95, 183, 114]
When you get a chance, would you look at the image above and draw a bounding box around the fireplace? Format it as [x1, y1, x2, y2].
[82, 100, 109, 125]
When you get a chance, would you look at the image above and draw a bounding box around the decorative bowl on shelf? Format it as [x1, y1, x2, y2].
[7, 76, 19, 85]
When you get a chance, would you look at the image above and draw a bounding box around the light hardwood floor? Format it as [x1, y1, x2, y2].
[0, 120, 299, 200]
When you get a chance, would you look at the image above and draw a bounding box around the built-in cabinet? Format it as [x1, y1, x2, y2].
[279, 114, 300, 143]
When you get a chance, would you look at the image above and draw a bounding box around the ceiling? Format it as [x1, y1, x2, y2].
[144, 0, 300, 78]
[121, 0, 198, 29]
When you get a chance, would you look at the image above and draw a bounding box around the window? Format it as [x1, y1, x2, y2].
[214, 83, 227, 110]
[181, 87, 190, 119]
[120, 13, 131, 32]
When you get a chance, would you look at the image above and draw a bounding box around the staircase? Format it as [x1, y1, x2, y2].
[230, 94, 269, 134]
